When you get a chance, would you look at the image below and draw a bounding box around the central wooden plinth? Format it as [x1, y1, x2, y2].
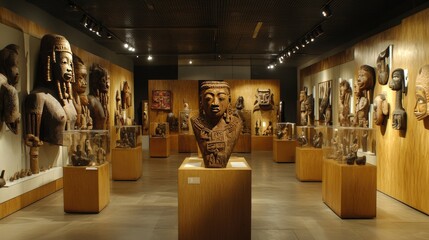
[112, 146, 143, 180]
[178, 157, 251, 240]
[178, 134, 198, 153]
[295, 147, 323, 181]
[149, 136, 170, 157]
[273, 139, 297, 162]
[251, 136, 272, 151]
[63, 162, 110, 213]
[322, 158, 376, 218]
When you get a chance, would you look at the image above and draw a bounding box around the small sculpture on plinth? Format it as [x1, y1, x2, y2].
[389, 68, 407, 130]
[191, 81, 242, 168]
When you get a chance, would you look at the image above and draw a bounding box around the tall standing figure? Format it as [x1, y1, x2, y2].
[191, 81, 242, 168]
[88, 64, 110, 130]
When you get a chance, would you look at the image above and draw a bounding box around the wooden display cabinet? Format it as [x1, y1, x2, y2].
[295, 147, 323, 181]
[251, 135, 272, 151]
[273, 139, 297, 162]
[150, 136, 170, 157]
[178, 157, 251, 240]
[322, 159, 376, 218]
[63, 162, 110, 213]
[111, 146, 143, 180]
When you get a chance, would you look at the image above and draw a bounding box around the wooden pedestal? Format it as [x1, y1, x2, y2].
[63, 162, 110, 213]
[149, 136, 170, 157]
[234, 134, 251, 153]
[178, 157, 251, 240]
[273, 139, 297, 162]
[170, 134, 178, 153]
[111, 146, 143, 180]
[251, 136, 272, 151]
[178, 134, 198, 153]
[295, 147, 323, 181]
[322, 159, 376, 218]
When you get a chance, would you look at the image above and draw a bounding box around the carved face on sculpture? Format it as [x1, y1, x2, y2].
[201, 81, 230, 119]
[0, 44, 20, 86]
[53, 51, 73, 83]
[414, 65, 429, 120]
[389, 68, 404, 91]
[357, 65, 375, 92]
[257, 88, 272, 106]
[72, 55, 87, 94]
[339, 80, 351, 101]
[299, 90, 306, 102]
[89, 64, 110, 95]
[373, 94, 389, 125]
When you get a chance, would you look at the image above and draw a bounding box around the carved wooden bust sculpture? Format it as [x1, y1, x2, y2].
[191, 81, 242, 168]
[338, 80, 352, 126]
[24, 34, 77, 173]
[0, 44, 20, 134]
[373, 93, 389, 126]
[414, 65, 429, 120]
[354, 65, 375, 127]
[88, 64, 110, 130]
[72, 54, 92, 129]
[389, 68, 406, 130]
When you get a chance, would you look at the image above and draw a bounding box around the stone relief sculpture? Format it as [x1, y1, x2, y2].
[71, 54, 92, 130]
[389, 68, 407, 130]
[414, 65, 429, 121]
[88, 63, 110, 130]
[0, 44, 20, 134]
[191, 81, 242, 168]
[373, 93, 389, 126]
[299, 87, 308, 126]
[253, 88, 274, 112]
[24, 34, 78, 173]
[376, 46, 391, 85]
[353, 65, 375, 127]
[338, 79, 352, 126]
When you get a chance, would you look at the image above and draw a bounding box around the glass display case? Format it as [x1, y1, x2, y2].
[296, 125, 316, 147]
[321, 126, 375, 165]
[62, 130, 110, 166]
[150, 122, 170, 138]
[274, 122, 296, 140]
[114, 125, 141, 148]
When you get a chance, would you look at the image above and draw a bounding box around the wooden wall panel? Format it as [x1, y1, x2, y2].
[148, 79, 280, 136]
[301, 7, 429, 214]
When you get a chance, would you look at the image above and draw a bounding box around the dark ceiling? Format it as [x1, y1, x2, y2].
[27, 0, 429, 67]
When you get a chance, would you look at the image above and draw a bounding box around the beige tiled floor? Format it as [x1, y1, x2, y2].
[1, 151, 429, 240]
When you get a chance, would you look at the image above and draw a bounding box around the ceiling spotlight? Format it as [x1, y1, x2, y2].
[80, 15, 88, 26]
[124, 43, 129, 48]
[136, 55, 139, 58]
[189, 60, 193, 64]
[321, 4, 332, 18]
[147, 55, 153, 61]
[106, 32, 112, 39]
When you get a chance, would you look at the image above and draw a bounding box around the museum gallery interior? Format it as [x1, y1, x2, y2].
[2, 0, 429, 239]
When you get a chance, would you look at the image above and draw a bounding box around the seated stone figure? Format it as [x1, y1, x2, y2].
[191, 81, 242, 168]
[0, 44, 20, 134]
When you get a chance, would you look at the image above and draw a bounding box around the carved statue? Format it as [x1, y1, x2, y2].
[414, 65, 429, 121]
[72, 54, 92, 130]
[389, 68, 406, 130]
[235, 96, 244, 110]
[24, 34, 78, 173]
[305, 93, 314, 125]
[0, 44, 20, 134]
[299, 87, 308, 125]
[167, 112, 179, 132]
[373, 93, 389, 126]
[153, 122, 167, 137]
[297, 128, 308, 147]
[338, 80, 352, 126]
[354, 65, 375, 127]
[312, 131, 323, 148]
[88, 63, 110, 130]
[191, 81, 242, 168]
[253, 88, 274, 112]
[262, 121, 273, 136]
[319, 84, 331, 124]
[255, 120, 260, 136]
[142, 101, 149, 134]
[376, 46, 390, 85]
[121, 80, 132, 110]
